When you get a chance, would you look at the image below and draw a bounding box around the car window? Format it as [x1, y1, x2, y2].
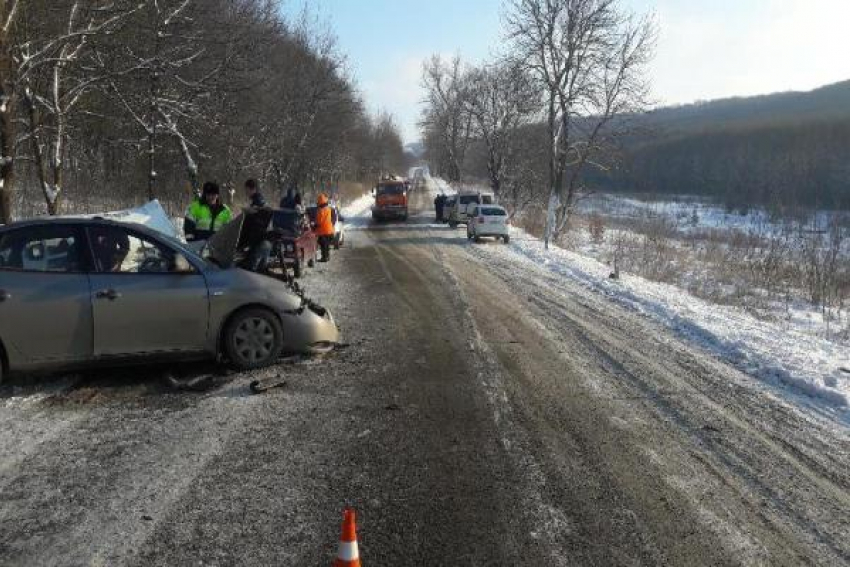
[482, 195, 494, 204]
[481, 207, 506, 216]
[0, 226, 83, 272]
[459, 195, 479, 205]
[88, 226, 192, 274]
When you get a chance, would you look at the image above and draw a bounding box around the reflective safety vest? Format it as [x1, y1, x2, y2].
[184, 199, 232, 241]
[315, 204, 335, 236]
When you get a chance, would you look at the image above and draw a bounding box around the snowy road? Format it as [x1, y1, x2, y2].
[1, 188, 849, 565]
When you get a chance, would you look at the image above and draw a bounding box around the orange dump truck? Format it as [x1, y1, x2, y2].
[371, 179, 408, 222]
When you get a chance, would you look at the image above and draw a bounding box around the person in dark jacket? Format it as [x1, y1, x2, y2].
[280, 188, 297, 209]
[184, 182, 232, 242]
[245, 178, 267, 208]
[243, 179, 272, 271]
[434, 194, 447, 222]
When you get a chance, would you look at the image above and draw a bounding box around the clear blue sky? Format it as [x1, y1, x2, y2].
[287, 0, 850, 144]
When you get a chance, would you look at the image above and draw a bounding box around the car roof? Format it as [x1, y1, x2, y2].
[0, 216, 170, 240]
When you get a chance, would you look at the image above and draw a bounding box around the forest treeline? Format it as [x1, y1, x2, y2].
[603, 81, 850, 213]
[0, 0, 407, 222]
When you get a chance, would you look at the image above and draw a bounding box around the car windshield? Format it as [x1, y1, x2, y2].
[377, 185, 404, 196]
[481, 207, 506, 216]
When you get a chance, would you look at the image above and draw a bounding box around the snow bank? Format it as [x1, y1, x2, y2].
[341, 192, 374, 219]
[498, 230, 850, 409]
[512, 234, 848, 407]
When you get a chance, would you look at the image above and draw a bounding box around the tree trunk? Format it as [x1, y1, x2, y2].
[0, 92, 13, 223]
[0, 33, 15, 224]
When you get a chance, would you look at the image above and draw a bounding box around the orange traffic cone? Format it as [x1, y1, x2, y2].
[333, 508, 361, 567]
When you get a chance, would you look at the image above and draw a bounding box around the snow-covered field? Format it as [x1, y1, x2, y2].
[577, 192, 850, 236]
[425, 179, 850, 415]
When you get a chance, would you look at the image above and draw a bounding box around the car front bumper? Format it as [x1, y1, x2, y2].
[280, 304, 340, 354]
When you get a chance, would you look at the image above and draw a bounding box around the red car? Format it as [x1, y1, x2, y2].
[270, 209, 318, 278]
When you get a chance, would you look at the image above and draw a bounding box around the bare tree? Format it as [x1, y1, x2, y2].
[421, 55, 472, 184]
[0, 0, 21, 223]
[17, 1, 144, 215]
[506, 0, 655, 248]
[0, 0, 405, 220]
[461, 60, 538, 203]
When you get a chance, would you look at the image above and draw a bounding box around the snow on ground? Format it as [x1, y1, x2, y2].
[427, 178, 850, 416]
[578, 192, 850, 235]
[340, 192, 374, 219]
[503, 231, 850, 409]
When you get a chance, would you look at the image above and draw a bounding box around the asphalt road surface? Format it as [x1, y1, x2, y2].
[1, 188, 849, 566]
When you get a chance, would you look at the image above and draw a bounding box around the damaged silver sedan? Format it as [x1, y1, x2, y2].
[0, 216, 339, 382]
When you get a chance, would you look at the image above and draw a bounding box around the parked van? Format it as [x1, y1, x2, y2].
[447, 190, 495, 228]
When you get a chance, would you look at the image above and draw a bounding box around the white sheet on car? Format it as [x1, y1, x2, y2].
[62, 200, 179, 240]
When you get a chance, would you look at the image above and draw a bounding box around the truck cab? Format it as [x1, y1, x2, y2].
[372, 179, 408, 222]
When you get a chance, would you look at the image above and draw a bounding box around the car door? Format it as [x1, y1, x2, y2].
[0, 224, 93, 366]
[86, 225, 210, 357]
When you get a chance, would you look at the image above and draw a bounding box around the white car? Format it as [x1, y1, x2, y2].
[467, 205, 510, 243]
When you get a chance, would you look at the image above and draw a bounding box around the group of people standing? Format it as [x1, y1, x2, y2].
[183, 178, 337, 267]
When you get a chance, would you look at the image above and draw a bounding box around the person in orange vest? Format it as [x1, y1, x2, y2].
[314, 193, 335, 262]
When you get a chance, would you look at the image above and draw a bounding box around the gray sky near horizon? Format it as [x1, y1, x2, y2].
[298, 0, 850, 143]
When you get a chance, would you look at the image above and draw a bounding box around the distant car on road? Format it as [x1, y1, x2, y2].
[442, 195, 457, 223]
[448, 190, 495, 228]
[467, 205, 510, 244]
[0, 217, 339, 382]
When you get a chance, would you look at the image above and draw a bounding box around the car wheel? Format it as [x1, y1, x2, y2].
[334, 235, 341, 250]
[224, 308, 284, 370]
[504, 235, 510, 244]
[293, 252, 303, 278]
[474, 235, 482, 243]
[308, 254, 316, 268]
[449, 221, 457, 229]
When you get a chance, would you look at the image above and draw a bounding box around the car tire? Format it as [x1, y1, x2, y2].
[449, 221, 457, 229]
[293, 252, 303, 278]
[334, 235, 341, 250]
[474, 235, 482, 243]
[308, 255, 316, 268]
[504, 235, 510, 244]
[224, 308, 284, 370]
